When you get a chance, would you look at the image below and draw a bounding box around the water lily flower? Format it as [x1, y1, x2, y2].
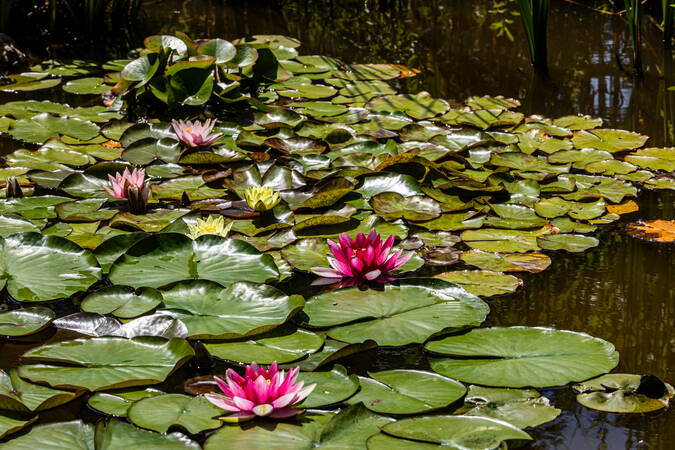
[102, 168, 150, 214]
[187, 215, 233, 239]
[205, 362, 315, 421]
[244, 185, 281, 211]
[311, 230, 413, 285]
[171, 118, 222, 147]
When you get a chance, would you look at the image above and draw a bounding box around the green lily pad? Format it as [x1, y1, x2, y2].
[0, 420, 94, 450]
[371, 416, 531, 450]
[280, 238, 331, 271]
[63, 77, 110, 95]
[0, 414, 37, 440]
[0, 72, 61, 92]
[624, 147, 675, 172]
[427, 327, 619, 388]
[0, 369, 80, 413]
[348, 369, 465, 414]
[553, 115, 603, 130]
[434, 270, 522, 296]
[0, 215, 41, 237]
[109, 234, 279, 288]
[158, 280, 304, 339]
[297, 365, 360, 408]
[536, 234, 599, 252]
[417, 211, 485, 232]
[88, 388, 164, 417]
[460, 249, 551, 273]
[571, 129, 649, 153]
[96, 419, 201, 449]
[534, 197, 606, 220]
[302, 279, 489, 346]
[204, 404, 393, 450]
[292, 339, 378, 372]
[18, 337, 195, 391]
[92, 232, 147, 273]
[367, 92, 449, 119]
[0, 307, 54, 336]
[204, 326, 324, 364]
[0, 233, 101, 302]
[460, 385, 561, 428]
[460, 229, 541, 253]
[573, 374, 674, 413]
[81, 286, 163, 319]
[8, 113, 99, 144]
[370, 192, 441, 221]
[128, 394, 223, 434]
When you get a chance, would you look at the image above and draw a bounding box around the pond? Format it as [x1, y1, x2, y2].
[0, 0, 673, 449]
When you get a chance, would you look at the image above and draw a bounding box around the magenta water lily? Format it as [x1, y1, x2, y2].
[205, 362, 315, 421]
[311, 230, 413, 286]
[171, 119, 223, 147]
[102, 168, 149, 214]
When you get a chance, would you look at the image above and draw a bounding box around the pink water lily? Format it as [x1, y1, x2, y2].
[171, 118, 222, 147]
[103, 168, 146, 199]
[205, 362, 315, 421]
[311, 230, 413, 286]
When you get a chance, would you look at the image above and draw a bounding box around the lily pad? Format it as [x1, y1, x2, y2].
[370, 192, 441, 221]
[573, 374, 674, 413]
[127, 394, 223, 433]
[0, 233, 101, 302]
[158, 280, 304, 339]
[296, 365, 360, 408]
[81, 286, 163, 319]
[348, 369, 465, 414]
[536, 234, 599, 252]
[204, 326, 324, 364]
[461, 385, 561, 428]
[0, 420, 94, 450]
[8, 113, 99, 144]
[427, 327, 619, 388]
[571, 129, 649, 153]
[0, 369, 80, 413]
[63, 77, 110, 95]
[366, 92, 449, 119]
[0, 414, 37, 440]
[301, 279, 489, 346]
[88, 388, 164, 417]
[460, 229, 541, 253]
[0, 307, 54, 336]
[460, 249, 551, 273]
[96, 419, 201, 449]
[18, 337, 195, 391]
[434, 270, 522, 296]
[626, 220, 675, 243]
[109, 234, 279, 288]
[371, 416, 531, 449]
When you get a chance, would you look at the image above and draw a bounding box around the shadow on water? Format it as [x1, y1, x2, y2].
[2, 0, 674, 448]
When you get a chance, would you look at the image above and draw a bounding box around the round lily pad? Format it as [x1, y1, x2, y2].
[347, 369, 465, 414]
[109, 233, 279, 289]
[302, 279, 489, 346]
[427, 327, 619, 388]
[0, 233, 101, 302]
[460, 249, 551, 273]
[88, 389, 164, 417]
[434, 270, 522, 296]
[0, 420, 94, 450]
[18, 337, 195, 391]
[128, 393, 223, 434]
[573, 374, 674, 413]
[81, 286, 163, 319]
[158, 280, 304, 339]
[296, 365, 359, 408]
[0, 307, 54, 336]
[0, 369, 80, 413]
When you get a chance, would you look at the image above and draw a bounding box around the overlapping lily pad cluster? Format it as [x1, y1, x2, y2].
[0, 34, 673, 448]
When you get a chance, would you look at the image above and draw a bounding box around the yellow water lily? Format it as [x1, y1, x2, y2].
[187, 215, 233, 239]
[244, 185, 281, 211]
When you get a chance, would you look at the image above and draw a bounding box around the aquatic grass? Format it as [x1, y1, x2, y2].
[515, 0, 550, 72]
[624, 0, 643, 75]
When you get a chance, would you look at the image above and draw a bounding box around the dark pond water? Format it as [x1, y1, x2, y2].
[3, 0, 674, 448]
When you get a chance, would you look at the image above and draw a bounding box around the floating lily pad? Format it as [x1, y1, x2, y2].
[460, 249, 551, 273]
[0, 420, 94, 450]
[573, 374, 674, 413]
[109, 234, 279, 288]
[571, 129, 649, 153]
[204, 404, 393, 450]
[0, 72, 61, 92]
[0, 307, 54, 336]
[370, 192, 441, 221]
[536, 234, 599, 252]
[158, 280, 304, 339]
[81, 286, 163, 319]
[348, 369, 465, 414]
[371, 416, 531, 450]
[63, 77, 110, 95]
[97, 419, 201, 449]
[427, 327, 619, 388]
[88, 388, 164, 417]
[128, 394, 223, 433]
[624, 147, 675, 172]
[0, 233, 101, 302]
[302, 279, 489, 346]
[434, 270, 522, 296]
[18, 337, 195, 391]
[204, 326, 324, 364]
[292, 339, 378, 372]
[367, 92, 449, 119]
[0, 414, 37, 440]
[296, 365, 360, 408]
[0, 369, 80, 413]
[460, 385, 561, 428]
[460, 229, 541, 253]
[8, 113, 100, 144]
[626, 220, 675, 243]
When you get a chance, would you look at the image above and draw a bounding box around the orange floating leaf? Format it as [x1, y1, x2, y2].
[626, 220, 675, 243]
[102, 140, 122, 148]
[392, 64, 421, 79]
[607, 200, 639, 215]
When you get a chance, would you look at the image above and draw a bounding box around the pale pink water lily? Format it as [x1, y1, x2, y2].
[311, 230, 413, 286]
[171, 118, 222, 147]
[205, 362, 315, 421]
[103, 168, 146, 199]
